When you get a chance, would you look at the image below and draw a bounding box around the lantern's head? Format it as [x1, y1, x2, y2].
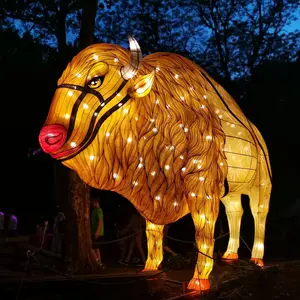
[39, 37, 155, 163]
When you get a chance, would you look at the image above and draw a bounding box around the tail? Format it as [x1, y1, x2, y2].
[250, 123, 272, 185]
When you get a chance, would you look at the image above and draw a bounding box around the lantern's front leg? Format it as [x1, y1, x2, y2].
[188, 203, 219, 291]
[143, 221, 164, 271]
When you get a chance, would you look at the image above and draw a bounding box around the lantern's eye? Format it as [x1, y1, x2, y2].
[87, 76, 103, 89]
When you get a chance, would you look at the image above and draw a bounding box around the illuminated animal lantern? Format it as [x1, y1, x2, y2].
[39, 37, 272, 291]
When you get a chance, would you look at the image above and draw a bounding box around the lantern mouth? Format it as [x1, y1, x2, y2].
[39, 124, 67, 154]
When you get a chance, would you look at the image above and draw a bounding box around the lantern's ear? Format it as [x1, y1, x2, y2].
[128, 69, 155, 98]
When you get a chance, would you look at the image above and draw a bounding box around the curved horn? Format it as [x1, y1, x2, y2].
[121, 36, 142, 80]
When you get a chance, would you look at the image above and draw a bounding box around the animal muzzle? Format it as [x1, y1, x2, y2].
[39, 124, 67, 154]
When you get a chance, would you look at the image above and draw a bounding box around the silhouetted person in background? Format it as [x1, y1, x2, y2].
[91, 198, 104, 267]
[0, 207, 4, 237]
[51, 206, 65, 253]
[119, 210, 146, 266]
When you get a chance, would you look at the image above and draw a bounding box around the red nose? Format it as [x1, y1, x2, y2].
[39, 124, 67, 154]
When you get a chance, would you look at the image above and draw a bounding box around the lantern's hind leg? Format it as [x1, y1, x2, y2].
[187, 201, 219, 291]
[221, 194, 243, 261]
[248, 182, 271, 267]
[143, 220, 164, 271]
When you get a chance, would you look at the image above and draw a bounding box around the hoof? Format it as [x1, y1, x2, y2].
[187, 278, 210, 292]
[250, 257, 264, 267]
[222, 252, 238, 262]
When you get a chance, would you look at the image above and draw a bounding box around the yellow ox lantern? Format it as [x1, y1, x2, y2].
[39, 37, 272, 291]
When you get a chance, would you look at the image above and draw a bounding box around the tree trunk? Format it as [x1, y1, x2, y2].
[60, 0, 99, 271]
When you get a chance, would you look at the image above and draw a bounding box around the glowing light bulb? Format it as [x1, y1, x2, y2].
[174, 74, 179, 79]
[200, 214, 205, 220]
[68, 91, 74, 97]
[165, 165, 170, 170]
[123, 108, 128, 114]
[180, 96, 184, 101]
[133, 181, 138, 186]
[180, 155, 184, 160]
[169, 145, 175, 150]
[114, 57, 119, 62]
[150, 118, 155, 123]
[127, 137, 132, 143]
[75, 72, 81, 78]
[155, 99, 159, 104]
[197, 164, 202, 169]
[93, 54, 99, 60]
[191, 193, 196, 197]
[151, 171, 156, 176]
[201, 104, 205, 109]
[216, 110, 220, 114]
[155, 196, 160, 200]
[105, 132, 110, 137]
[220, 162, 224, 166]
[138, 163, 143, 168]
[118, 103, 123, 107]
[139, 157, 143, 162]
[205, 262, 211, 267]
[231, 124, 235, 128]
[64, 114, 70, 119]
[193, 159, 198, 164]
[257, 243, 264, 250]
[179, 124, 184, 128]
[166, 104, 170, 109]
[70, 142, 76, 148]
[184, 127, 188, 132]
[173, 202, 178, 207]
[199, 176, 205, 181]
[89, 155, 95, 161]
[94, 112, 98, 116]
[190, 86, 194, 91]
[204, 95, 207, 99]
[181, 167, 186, 172]
[238, 131, 242, 135]
[156, 67, 160, 72]
[113, 173, 118, 179]
[219, 115, 223, 119]
[202, 244, 207, 249]
[206, 195, 212, 199]
[83, 103, 88, 109]
[196, 280, 200, 286]
[206, 135, 212, 141]
[117, 93, 121, 97]
[153, 128, 158, 133]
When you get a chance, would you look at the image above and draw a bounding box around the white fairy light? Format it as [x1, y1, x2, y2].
[155, 99, 159, 104]
[184, 127, 188, 133]
[155, 195, 160, 200]
[101, 102, 105, 107]
[150, 118, 155, 123]
[173, 202, 178, 206]
[181, 167, 186, 172]
[127, 137, 132, 143]
[70, 142, 76, 148]
[113, 173, 118, 179]
[231, 124, 235, 128]
[75, 72, 81, 78]
[68, 91, 74, 97]
[238, 131, 242, 135]
[153, 128, 158, 133]
[165, 165, 170, 170]
[180, 155, 184, 160]
[64, 114, 70, 119]
[123, 108, 128, 114]
[206, 135, 212, 141]
[138, 163, 143, 168]
[199, 176, 205, 181]
[220, 162, 224, 166]
[201, 104, 205, 109]
[191, 192, 196, 197]
[169, 145, 175, 150]
[83, 103, 88, 109]
[179, 124, 184, 128]
[156, 67, 160, 72]
[114, 57, 119, 62]
[94, 112, 98, 116]
[105, 132, 110, 137]
[89, 155, 95, 161]
[118, 103, 123, 107]
[133, 181, 138, 186]
[151, 171, 156, 176]
[219, 115, 223, 119]
[93, 54, 99, 60]
[204, 95, 207, 99]
[174, 74, 179, 79]
[180, 96, 185, 101]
